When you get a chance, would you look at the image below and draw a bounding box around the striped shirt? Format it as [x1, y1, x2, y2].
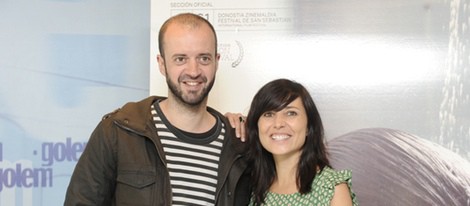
[151, 103, 224, 206]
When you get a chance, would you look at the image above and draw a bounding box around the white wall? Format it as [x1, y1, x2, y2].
[150, 0, 470, 160]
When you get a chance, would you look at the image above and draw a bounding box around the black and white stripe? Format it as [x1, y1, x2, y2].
[151, 105, 224, 206]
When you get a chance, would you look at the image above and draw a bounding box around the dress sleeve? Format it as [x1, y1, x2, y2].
[317, 167, 359, 206]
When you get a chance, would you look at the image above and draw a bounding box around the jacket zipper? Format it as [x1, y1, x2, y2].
[215, 153, 243, 204]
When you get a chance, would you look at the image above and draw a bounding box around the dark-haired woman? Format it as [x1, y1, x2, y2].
[245, 78, 358, 206]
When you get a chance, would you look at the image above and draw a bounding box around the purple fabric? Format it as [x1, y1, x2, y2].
[328, 128, 470, 206]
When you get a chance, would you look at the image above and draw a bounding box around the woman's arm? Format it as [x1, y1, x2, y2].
[330, 183, 353, 206]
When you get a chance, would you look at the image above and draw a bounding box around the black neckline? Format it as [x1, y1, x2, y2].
[153, 100, 222, 144]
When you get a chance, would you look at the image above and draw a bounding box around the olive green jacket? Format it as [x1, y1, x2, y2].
[64, 96, 251, 206]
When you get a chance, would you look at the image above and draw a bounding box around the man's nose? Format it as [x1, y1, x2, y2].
[185, 58, 201, 76]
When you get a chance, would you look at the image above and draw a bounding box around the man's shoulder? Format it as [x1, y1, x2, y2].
[101, 96, 165, 120]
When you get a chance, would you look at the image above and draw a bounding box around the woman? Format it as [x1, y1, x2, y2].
[245, 78, 358, 206]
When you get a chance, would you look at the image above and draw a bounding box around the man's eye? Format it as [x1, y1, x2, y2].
[198, 56, 212, 65]
[174, 57, 187, 64]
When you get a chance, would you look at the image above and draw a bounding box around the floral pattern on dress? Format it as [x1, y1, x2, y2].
[249, 166, 358, 206]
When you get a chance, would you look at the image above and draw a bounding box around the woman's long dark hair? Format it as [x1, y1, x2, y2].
[246, 79, 330, 205]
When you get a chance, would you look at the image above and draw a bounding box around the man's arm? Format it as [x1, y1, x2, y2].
[64, 121, 116, 205]
[224, 112, 247, 142]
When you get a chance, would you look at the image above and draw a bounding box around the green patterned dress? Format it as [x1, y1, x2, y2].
[249, 166, 358, 206]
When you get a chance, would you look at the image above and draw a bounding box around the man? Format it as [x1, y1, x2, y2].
[64, 13, 251, 206]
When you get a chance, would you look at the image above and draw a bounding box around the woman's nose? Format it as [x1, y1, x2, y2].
[273, 114, 285, 128]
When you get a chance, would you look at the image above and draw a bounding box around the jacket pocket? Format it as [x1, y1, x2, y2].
[116, 169, 156, 205]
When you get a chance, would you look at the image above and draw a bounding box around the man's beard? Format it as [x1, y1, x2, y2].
[167, 75, 215, 107]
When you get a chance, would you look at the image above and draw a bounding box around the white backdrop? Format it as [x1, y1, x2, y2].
[150, 0, 470, 160]
[150, 2, 470, 203]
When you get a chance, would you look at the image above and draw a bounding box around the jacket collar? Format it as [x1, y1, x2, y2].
[110, 95, 248, 155]
[111, 96, 165, 134]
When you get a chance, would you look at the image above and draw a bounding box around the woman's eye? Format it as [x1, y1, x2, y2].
[287, 111, 298, 116]
[262, 112, 274, 117]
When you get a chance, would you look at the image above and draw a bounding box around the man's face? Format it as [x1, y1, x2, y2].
[157, 23, 219, 106]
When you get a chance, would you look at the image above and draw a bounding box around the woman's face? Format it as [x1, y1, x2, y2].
[257, 97, 308, 159]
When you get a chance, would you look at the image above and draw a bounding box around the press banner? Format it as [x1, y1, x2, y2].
[150, 0, 470, 204]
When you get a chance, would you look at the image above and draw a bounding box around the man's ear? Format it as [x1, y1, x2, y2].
[157, 54, 166, 76]
[215, 53, 221, 71]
